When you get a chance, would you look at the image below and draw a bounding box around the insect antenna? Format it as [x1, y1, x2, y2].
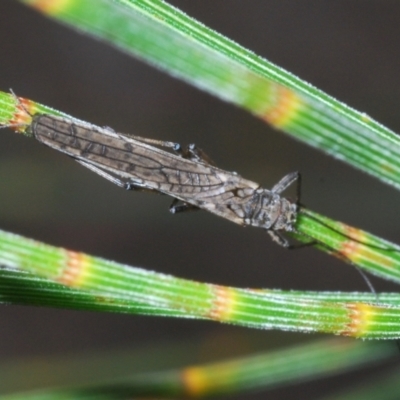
[300, 207, 398, 253]
[290, 225, 378, 296]
[270, 172, 378, 295]
[291, 175, 397, 299]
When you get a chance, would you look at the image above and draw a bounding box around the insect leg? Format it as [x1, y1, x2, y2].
[75, 160, 158, 193]
[271, 171, 300, 196]
[173, 143, 216, 166]
[122, 132, 216, 166]
[267, 230, 290, 247]
[186, 144, 216, 166]
[169, 198, 199, 214]
[268, 228, 317, 249]
[270, 226, 377, 294]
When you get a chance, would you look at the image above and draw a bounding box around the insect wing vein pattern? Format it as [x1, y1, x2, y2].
[29, 114, 297, 236]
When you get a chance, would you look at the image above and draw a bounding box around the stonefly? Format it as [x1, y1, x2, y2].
[28, 113, 300, 248]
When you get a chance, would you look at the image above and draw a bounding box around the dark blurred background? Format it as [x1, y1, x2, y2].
[1, 0, 400, 398]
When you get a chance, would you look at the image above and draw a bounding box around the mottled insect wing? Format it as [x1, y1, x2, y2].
[29, 114, 263, 227]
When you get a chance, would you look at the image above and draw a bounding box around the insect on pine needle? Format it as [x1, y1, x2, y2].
[2, 109, 394, 249]
[2, 93, 398, 294]
[26, 113, 299, 247]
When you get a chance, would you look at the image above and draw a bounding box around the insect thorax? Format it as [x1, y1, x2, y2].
[245, 189, 297, 232]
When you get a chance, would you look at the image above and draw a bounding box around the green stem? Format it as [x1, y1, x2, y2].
[19, 0, 400, 189]
[2, 228, 400, 339]
[0, 339, 393, 399]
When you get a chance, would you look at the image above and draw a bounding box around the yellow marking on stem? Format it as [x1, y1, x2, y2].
[380, 161, 396, 175]
[24, 0, 70, 14]
[9, 96, 36, 133]
[208, 285, 237, 321]
[262, 85, 304, 128]
[356, 245, 394, 269]
[57, 251, 92, 287]
[338, 226, 365, 262]
[338, 225, 393, 268]
[182, 366, 209, 396]
[342, 303, 376, 337]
